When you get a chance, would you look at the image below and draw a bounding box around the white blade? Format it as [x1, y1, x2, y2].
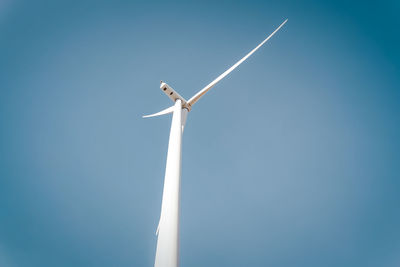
[143, 105, 174, 118]
[186, 19, 288, 108]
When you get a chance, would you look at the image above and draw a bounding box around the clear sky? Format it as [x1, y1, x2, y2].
[0, 0, 399, 266]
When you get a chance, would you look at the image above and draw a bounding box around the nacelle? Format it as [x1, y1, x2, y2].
[160, 81, 187, 106]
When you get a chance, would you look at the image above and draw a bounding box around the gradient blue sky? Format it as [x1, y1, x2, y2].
[1, 0, 399, 266]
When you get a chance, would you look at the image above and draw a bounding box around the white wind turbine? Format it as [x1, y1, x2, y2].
[144, 19, 288, 267]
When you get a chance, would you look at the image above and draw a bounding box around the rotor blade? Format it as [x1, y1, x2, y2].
[186, 19, 288, 108]
[142, 105, 175, 118]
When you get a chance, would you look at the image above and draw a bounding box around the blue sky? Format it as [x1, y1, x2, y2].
[0, 0, 399, 266]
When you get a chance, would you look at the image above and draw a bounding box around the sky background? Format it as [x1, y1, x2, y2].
[0, 0, 399, 266]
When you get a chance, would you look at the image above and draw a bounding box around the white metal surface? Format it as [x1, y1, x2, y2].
[154, 99, 183, 267]
[144, 19, 287, 267]
[161, 82, 187, 105]
[181, 108, 188, 133]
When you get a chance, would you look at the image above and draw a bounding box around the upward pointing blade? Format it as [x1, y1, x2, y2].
[186, 19, 288, 108]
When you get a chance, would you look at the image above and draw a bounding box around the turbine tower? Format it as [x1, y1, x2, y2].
[144, 19, 288, 267]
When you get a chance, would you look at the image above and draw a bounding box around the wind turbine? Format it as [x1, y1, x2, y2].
[144, 19, 288, 267]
